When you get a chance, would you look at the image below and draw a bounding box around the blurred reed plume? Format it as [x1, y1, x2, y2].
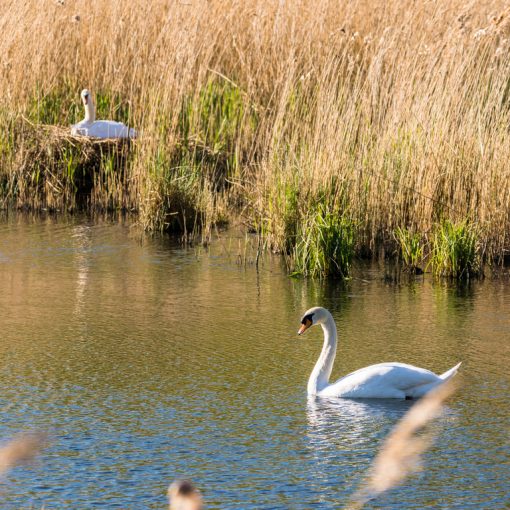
[0, 432, 47, 475]
[346, 380, 457, 509]
[168, 479, 203, 510]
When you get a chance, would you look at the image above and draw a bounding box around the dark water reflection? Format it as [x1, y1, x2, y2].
[0, 215, 508, 509]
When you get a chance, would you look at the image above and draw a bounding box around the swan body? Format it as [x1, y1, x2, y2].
[72, 119, 137, 139]
[298, 306, 461, 399]
[71, 89, 137, 139]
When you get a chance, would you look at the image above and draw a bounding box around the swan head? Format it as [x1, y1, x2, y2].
[80, 89, 92, 106]
[298, 306, 331, 335]
[79, 89, 96, 122]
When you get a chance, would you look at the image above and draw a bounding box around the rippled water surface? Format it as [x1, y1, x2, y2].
[0, 216, 509, 509]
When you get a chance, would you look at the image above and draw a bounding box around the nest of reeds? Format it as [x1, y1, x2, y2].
[9, 120, 136, 211]
[29, 123, 134, 165]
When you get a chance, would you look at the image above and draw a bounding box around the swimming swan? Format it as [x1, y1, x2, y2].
[298, 306, 461, 399]
[71, 89, 137, 139]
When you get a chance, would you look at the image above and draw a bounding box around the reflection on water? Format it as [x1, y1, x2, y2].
[306, 396, 415, 445]
[305, 397, 416, 503]
[0, 215, 509, 509]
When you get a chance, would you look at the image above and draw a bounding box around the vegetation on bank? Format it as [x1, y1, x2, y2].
[1, 0, 510, 277]
[394, 221, 482, 279]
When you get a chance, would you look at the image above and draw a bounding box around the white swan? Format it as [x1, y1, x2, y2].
[71, 89, 137, 139]
[298, 306, 461, 399]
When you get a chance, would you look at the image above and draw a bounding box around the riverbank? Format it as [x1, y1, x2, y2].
[2, 0, 510, 276]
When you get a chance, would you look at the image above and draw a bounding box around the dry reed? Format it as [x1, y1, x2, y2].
[168, 479, 203, 510]
[2, 0, 510, 262]
[0, 432, 47, 475]
[346, 380, 457, 509]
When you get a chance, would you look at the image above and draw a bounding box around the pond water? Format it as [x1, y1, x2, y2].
[0, 216, 509, 509]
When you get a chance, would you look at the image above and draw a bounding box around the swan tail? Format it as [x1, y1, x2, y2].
[406, 362, 461, 398]
[439, 361, 462, 381]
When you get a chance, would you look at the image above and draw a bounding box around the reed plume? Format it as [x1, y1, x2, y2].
[168, 479, 204, 510]
[346, 380, 457, 509]
[0, 433, 47, 475]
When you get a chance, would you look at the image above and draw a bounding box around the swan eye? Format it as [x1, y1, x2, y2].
[298, 313, 314, 335]
[301, 313, 314, 325]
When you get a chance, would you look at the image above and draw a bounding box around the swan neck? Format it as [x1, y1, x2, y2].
[307, 315, 337, 395]
[84, 99, 95, 123]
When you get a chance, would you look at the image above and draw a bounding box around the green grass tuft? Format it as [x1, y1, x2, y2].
[291, 205, 355, 278]
[394, 227, 424, 274]
[429, 220, 480, 279]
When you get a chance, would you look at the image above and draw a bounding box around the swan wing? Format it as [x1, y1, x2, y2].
[71, 120, 89, 136]
[75, 120, 136, 139]
[319, 362, 443, 399]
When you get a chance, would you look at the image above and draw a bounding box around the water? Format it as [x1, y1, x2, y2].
[0, 215, 509, 509]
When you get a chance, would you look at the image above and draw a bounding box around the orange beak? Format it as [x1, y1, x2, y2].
[298, 318, 312, 335]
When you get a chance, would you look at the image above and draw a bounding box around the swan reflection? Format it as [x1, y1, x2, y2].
[304, 396, 414, 492]
[306, 396, 413, 450]
[71, 225, 92, 319]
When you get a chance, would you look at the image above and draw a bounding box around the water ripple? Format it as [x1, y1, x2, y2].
[0, 218, 508, 508]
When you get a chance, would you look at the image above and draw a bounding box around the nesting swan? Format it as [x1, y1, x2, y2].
[71, 89, 137, 139]
[299, 306, 461, 399]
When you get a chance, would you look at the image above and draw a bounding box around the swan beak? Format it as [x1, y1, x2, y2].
[298, 318, 312, 335]
[83, 95, 88, 105]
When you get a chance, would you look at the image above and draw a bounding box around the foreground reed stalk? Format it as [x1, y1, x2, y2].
[168, 480, 203, 510]
[2, 0, 510, 270]
[346, 380, 457, 509]
[0, 433, 47, 475]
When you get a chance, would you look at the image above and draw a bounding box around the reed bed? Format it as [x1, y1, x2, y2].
[2, 0, 510, 273]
